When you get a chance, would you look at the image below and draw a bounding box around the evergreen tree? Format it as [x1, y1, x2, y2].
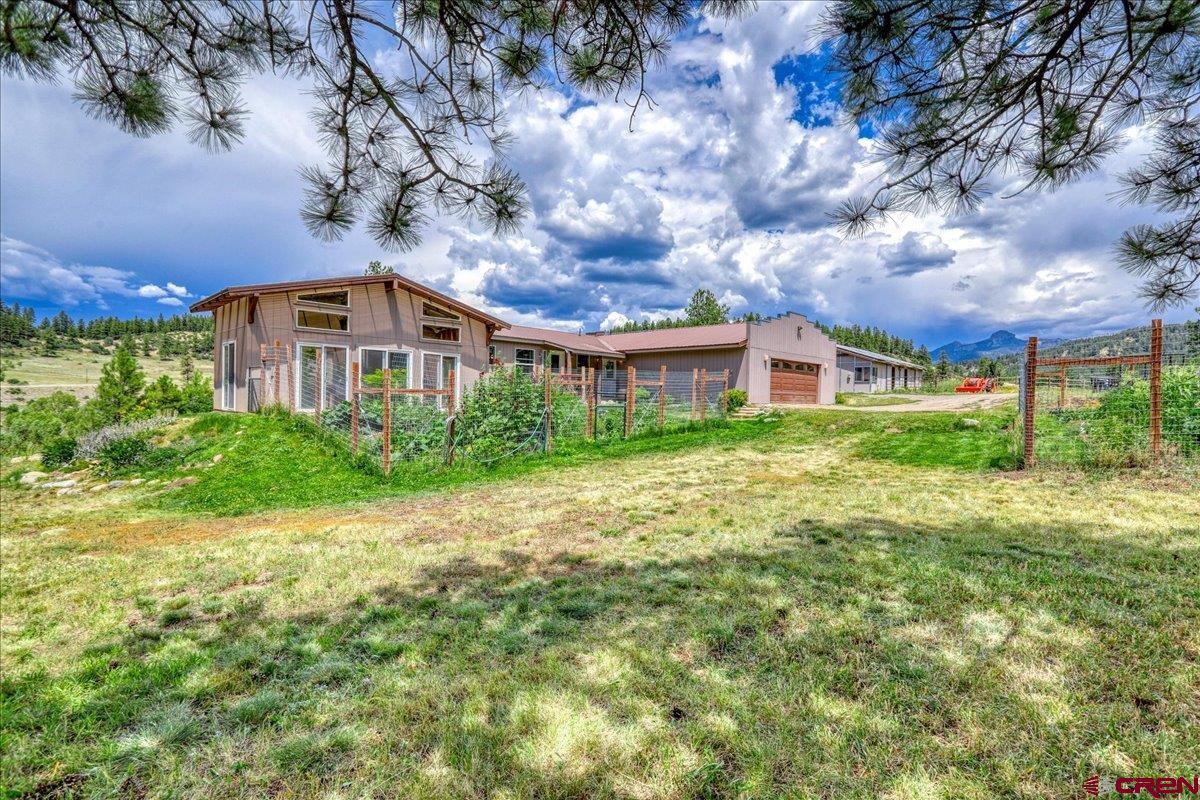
[684, 289, 730, 326]
[142, 375, 183, 414]
[364, 260, 396, 275]
[180, 350, 195, 381]
[86, 338, 145, 425]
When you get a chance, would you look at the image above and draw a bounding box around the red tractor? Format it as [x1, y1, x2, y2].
[954, 376, 996, 393]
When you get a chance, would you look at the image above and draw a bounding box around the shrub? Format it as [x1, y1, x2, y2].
[141, 375, 183, 414]
[454, 367, 545, 462]
[97, 435, 152, 472]
[75, 416, 172, 461]
[41, 436, 78, 469]
[0, 391, 83, 453]
[180, 372, 214, 414]
[725, 388, 748, 413]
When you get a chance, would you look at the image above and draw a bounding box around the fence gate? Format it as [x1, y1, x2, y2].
[1018, 318, 1195, 467]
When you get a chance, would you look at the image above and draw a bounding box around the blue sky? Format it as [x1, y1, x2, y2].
[0, 2, 1192, 347]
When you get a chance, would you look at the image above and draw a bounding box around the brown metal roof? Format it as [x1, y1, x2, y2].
[188, 274, 508, 328]
[493, 324, 624, 357]
[595, 322, 748, 352]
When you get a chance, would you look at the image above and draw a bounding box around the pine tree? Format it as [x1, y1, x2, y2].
[180, 350, 195, 381]
[684, 289, 730, 326]
[86, 337, 146, 425]
[364, 260, 396, 275]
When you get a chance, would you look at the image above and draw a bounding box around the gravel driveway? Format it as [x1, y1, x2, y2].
[780, 393, 1018, 413]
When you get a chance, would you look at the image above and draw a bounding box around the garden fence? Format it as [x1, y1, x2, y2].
[253, 344, 731, 473]
[1018, 319, 1200, 467]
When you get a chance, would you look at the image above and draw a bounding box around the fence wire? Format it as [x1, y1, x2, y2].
[282, 364, 731, 474]
[1019, 336, 1199, 467]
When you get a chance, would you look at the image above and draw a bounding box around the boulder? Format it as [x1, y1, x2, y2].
[19, 471, 48, 486]
[212, 454, 224, 463]
[960, 418, 981, 428]
[41, 479, 77, 490]
[105, 480, 129, 489]
[56, 487, 82, 496]
[129, 478, 146, 486]
[166, 476, 200, 489]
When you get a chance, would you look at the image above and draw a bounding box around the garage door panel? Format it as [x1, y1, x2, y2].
[770, 360, 819, 403]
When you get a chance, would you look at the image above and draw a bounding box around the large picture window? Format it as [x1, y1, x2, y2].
[296, 308, 349, 332]
[221, 340, 235, 409]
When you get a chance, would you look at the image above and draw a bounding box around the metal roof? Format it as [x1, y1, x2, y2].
[594, 322, 748, 353]
[188, 274, 508, 328]
[493, 325, 623, 357]
[835, 343, 925, 371]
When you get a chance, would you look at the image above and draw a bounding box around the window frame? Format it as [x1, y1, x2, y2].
[421, 300, 462, 322]
[421, 350, 462, 405]
[419, 322, 462, 344]
[295, 307, 351, 334]
[357, 345, 414, 389]
[295, 289, 350, 308]
[603, 359, 616, 379]
[515, 348, 536, 374]
[220, 340, 236, 410]
[295, 341, 350, 411]
[853, 364, 875, 384]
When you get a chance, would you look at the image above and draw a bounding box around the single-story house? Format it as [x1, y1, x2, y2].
[496, 313, 841, 405]
[189, 274, 507, 412]
[835, 344, 925, 393]
[192, 272, 925, 411]
[490, 324, 623, 375]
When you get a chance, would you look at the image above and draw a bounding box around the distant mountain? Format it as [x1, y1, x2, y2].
[990, 321, 1195, 370]
[930, 330, 1061, 363]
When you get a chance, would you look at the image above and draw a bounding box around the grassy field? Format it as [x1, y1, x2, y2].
[0, 345, 213, 404]
[1, 409, 1197, 798]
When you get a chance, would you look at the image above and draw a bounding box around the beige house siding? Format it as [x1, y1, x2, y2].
[744, 313, 838, 405]
[622, 347, 748, 393]
[211, 282, 491, 412]
[836, 353, 924, 394]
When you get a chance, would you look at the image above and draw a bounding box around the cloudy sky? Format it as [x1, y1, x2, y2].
[0, 2, 1192, 348]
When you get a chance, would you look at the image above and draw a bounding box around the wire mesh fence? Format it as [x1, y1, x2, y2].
[260, 358, 732, 475]
[1019, 319, 1200, 468]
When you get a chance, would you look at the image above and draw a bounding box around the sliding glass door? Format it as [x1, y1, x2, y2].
[297, 344, 348, 411]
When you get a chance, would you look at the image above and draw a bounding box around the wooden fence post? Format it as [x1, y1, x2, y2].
[585, 367, 595, 440]
[273, 339, 282, 405]
[625, 365, 635, 438]
[1023, 336, 1038, 467]
[445, 414, 456, 466]
[1058, 365, 1067, 408]
[314, 351, 323, 425]
[658, 365, 667, 428]
[381, 368, 392, 475]
[691, 368, 699, 420]
[544, 366, 553, 452]
[1149, 318, 1163, 457]
[350, 361, 359, 454]
[699, 368, 708, 423]
[721, 368, 730, 415]
[285, 344, 294, 412]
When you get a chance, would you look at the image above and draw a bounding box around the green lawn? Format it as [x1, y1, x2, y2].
[2, 408, 1197, 798]
[835, 393, 919, 407]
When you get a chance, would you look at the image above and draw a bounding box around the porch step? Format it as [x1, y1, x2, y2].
[731, 403, 771, 418]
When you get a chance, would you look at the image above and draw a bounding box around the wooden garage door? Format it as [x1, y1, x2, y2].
[770, 359, 819, 403]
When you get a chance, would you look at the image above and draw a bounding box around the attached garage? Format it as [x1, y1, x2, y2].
[769, 359, 820, 403]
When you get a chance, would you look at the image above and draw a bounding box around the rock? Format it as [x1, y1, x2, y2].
[961, 418, 981, 428]
[10, 456, 25, 464]
[41, 479, 77, 490]
[212, 454, 224, 463]
[129, 478, 146, 486]
[105, 480, 128, 489]
[57, 487, 82, 496]
[166, 476, 199, 489]
[89, 484, 108, 492]
[18, 471, 48, 486]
